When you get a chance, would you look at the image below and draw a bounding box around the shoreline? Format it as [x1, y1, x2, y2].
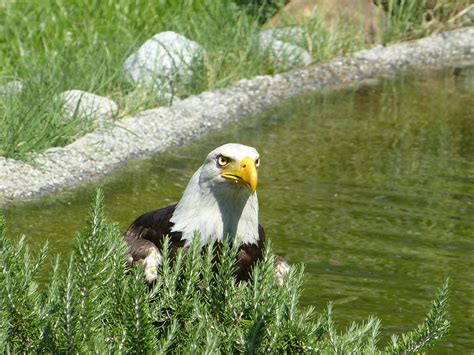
[1, 26, 473, 205]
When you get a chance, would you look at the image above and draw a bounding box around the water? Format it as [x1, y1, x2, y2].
[3, 67, 473, 352]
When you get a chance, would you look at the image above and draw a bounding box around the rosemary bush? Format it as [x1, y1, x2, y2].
[0, 190, 450, 353]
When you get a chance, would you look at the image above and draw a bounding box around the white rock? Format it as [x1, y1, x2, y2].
[123, 31, 207, 90]
[259, 32, 312, 71]
[260, 27, 309, 47]
[60, 90, 118, 124]
[448, 5, 474, 26]
[0, 80, 24, 95]
[354, 45, 385, 61]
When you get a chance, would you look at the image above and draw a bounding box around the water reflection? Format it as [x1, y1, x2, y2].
[3, 67, 473, 352]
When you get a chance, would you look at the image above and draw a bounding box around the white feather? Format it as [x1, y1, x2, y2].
[170, 143, 260, 246]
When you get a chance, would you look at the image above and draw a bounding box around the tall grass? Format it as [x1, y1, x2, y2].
[380, 0, 472, 42]
[0, 0, 471, 159]
[381, 0, 428, 41]
[0, 1, 271, 159]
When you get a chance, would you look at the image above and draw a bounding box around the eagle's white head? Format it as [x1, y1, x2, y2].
[170, 143, 260, 246]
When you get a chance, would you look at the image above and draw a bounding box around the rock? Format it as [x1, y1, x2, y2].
[266, 0, 386, 43]
[123, 31, 207, 90]
[354, 45, 384, 61]
[259, 33, 312, 71]
[60, 90, 118, 125]
[448, 5, 474, 27]
[260, 27, 309, 48]
[0, 80, 24, 95]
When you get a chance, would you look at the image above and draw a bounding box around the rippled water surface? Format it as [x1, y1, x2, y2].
[3, 67, 473, 352]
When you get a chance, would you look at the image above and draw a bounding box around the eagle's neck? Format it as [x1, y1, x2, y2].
[170, 168, 259, 246]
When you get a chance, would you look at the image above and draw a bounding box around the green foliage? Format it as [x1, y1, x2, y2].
[385, 278, 450, 353]
[3, 0, 469, 158]
[0, 190, 451, 352]
[0, 0, 269, 159]
[381, 0, 429, 42]
[379, 0, 473, 43]
[0, 82, 87, 159]
[234, 0, 288, 24]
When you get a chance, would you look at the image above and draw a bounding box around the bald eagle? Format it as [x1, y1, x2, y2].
[124, 143, 289, 284]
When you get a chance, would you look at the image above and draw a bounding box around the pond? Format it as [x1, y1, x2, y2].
[3, 66, 473, 352]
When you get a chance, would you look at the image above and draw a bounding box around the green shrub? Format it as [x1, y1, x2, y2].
[0, 190, 450, 352]
[233, 0, 288, 24]
[0, 1, 268, 159]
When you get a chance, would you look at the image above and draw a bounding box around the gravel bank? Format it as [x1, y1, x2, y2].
[1, 27, 473, 205]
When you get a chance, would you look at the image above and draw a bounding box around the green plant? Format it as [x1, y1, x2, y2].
[0, 1, 269, 159]
[234, 0, 288, 24]
[0, 80, 90, 159]
[380, 0, 428, 42]
[0, 189, 451, 352]
[379, 0, 472, 43]
[2, 0, 469, 159]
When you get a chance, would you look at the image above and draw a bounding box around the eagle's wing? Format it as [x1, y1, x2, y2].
[124, 204, 185, 254]
[125, 207, 287, 284]
[124, 204, 184, 283]
[237, 226, 290, 284]
[236, 224, 265, 281]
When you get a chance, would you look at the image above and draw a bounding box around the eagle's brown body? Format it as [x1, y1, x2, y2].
[124, 204, 265, 281]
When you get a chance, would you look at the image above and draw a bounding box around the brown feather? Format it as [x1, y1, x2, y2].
[124, 204, 266, 281]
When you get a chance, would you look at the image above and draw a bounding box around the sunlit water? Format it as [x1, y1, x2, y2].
[3, 67, 473, 352]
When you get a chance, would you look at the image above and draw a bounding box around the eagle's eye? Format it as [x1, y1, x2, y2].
[255, 158, 260, 168]
[217, 155, 230, 167]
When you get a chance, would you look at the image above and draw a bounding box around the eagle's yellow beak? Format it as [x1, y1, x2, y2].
[221, 156, 258, 193]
